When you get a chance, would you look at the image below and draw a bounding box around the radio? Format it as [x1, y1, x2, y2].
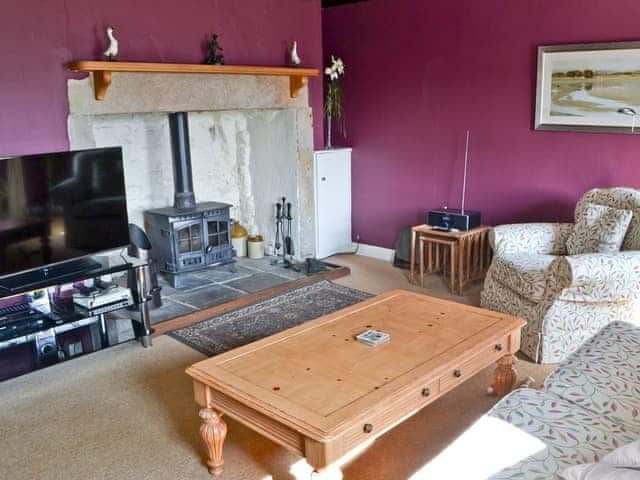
[427, 130, 481, 232]
[428, 208, 481, 232]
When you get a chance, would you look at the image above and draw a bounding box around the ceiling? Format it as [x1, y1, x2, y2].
[322, 0, 370, 8]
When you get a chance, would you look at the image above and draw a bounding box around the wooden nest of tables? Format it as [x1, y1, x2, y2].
[409, 225, 492, 294]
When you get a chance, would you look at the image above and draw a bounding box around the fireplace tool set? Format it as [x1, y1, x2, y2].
[272, 197, 296, 268]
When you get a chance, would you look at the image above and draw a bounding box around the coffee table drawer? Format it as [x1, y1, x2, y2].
[439, 334, 510, 393]
[341, 379, 440, 451]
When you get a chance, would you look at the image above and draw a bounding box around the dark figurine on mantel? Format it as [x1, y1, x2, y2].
[204, 34, 224, 65]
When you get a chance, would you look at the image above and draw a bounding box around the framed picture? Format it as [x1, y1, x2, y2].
[535, 41, 640, 134]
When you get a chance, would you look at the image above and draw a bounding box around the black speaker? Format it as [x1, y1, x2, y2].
[128, 223, 152, 256]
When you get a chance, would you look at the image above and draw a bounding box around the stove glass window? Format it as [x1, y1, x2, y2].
[191, 224, 202, 251]
[207, 221, 229, 250]
[176, 223, 203, 254]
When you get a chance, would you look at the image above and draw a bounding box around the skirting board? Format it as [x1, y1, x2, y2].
[355, 243, 396, 262]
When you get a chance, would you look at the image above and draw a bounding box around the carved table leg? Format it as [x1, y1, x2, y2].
[199, 407, 227, 476]
[492, 354, 517, 397]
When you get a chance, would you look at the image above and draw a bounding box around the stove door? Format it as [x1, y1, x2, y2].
[173, 220, 205, 271]
[204, 219, 232, 264]
[205, 219, 229, 250]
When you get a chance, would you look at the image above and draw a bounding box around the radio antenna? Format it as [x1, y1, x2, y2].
[461, 130, 470, 214]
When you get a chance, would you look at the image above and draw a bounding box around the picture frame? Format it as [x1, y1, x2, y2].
[535, 41, 640, 134]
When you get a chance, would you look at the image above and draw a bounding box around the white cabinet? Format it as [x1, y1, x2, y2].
[314, 148, 352, 259]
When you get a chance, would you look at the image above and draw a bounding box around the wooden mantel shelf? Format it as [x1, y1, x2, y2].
[67, 61, 320, 101]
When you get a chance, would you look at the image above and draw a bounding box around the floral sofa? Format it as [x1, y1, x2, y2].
[421, 321, 640, 479]
[481, 187, 640, 364]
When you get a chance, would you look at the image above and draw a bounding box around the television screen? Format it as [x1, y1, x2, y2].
[0, 147, 129, 278]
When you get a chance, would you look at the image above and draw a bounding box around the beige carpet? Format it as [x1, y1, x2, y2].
[0, 255, 555, 480]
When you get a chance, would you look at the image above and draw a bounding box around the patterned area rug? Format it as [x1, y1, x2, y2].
[167, 280, 373, 356]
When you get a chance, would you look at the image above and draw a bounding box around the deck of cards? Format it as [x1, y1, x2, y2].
[356, 329, 390, 347]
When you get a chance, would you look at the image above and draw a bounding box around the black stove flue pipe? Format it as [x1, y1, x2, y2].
[169, 112, 196, 210]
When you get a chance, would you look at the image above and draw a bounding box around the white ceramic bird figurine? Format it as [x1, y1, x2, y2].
[290, 41, 301, 66]
[103, 26, 118, 61]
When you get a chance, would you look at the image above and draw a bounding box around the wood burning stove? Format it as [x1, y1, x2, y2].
[144, 112, 235, 288]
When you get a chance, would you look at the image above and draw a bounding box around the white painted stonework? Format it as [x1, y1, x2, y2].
[67, 72, 315, 258]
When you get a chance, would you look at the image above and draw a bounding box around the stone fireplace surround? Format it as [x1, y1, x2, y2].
[66, 71, 316, 258]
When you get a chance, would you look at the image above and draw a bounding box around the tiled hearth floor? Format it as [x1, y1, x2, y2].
[148, 256, 332, 325]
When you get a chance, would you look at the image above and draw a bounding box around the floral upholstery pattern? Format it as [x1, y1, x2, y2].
[491, 223, 573, 256]
[424, 323, 640, 479]
[539, 300, 640, 364]
[557, 252, 640, 303]
[482, 275, 542, 360]
[543, 322, 640, 431]
[576, 188, 640, 251]
[566, 203, 633, 255]
[486, 388, 638, 480]
[481, 275, 638, 364]
[488, 254, 557, 302]
[481, 188, 640, 364]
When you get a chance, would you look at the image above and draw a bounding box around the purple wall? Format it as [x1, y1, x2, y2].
[323, 0, 640, 248]
[0, 0, 323, 157]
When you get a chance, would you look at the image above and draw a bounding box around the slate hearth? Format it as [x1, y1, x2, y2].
[149, 256, 315, 325]
[104, 256, 338, 345]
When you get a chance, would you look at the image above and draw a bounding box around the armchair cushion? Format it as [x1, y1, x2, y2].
[490, 253, 557, 302]
[555, 252, 640, 303]
[491, 223, 573, 256]
[576, 188, 640, 251]
[566, 203, 632, 255]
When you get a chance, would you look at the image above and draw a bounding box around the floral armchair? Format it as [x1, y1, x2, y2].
[481, 188, 640, 363]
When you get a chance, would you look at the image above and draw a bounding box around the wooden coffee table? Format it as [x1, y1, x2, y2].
[186, 290, 525, 477]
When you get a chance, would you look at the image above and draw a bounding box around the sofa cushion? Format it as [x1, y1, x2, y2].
[487, 388, 638, 479]
[560, 463, 640, 479]
[543, 321, 640, 431]
[417, 388, 638, 480]
[602, 439, 640, 467]
[566, 203, 632, 255]
[560, 440, 640, 479]
[489, 253, 557, 302]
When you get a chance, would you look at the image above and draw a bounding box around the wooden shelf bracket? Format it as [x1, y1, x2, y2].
[68, 61, 319, 101]
[289, 75, 308, 99]
[93, 70, 112, 101]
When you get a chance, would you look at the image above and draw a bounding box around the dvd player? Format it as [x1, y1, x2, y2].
[73, 285, 134, 311]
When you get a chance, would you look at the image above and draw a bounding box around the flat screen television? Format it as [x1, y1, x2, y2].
[0, 147, 129, 291]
